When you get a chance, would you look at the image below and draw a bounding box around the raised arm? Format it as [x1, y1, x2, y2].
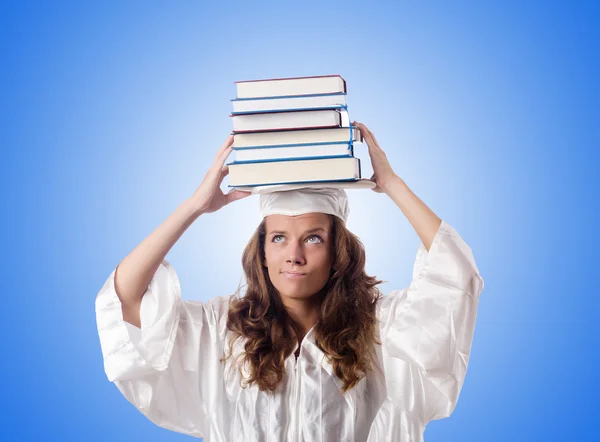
[114, 135, 249, 327]
[115, 200, 201, 327]
[356, 122, 484, 425]
[95, 135, 250, 438]
[354, 121, 441, 250]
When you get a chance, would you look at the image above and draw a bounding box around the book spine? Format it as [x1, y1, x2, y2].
[231, 105, 344, 116]
[230, 108, 342, 117]
[231, 92, 347, 102]
[232, 141, 353, 150]
[232, 127, 360, 148]
[233, 124, 341, 134]
[228, 178, 360, 189]
[234, 74, 343, 84]
[228, 154, 354, 166]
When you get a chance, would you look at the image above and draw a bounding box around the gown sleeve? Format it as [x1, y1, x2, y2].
[377, 220, 484, 425]
[95, 259, 231, 439]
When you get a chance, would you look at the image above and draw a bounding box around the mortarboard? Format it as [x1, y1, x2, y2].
[234, 179, 375, 224]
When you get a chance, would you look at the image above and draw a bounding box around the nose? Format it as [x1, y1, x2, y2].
[286, 241, 306, 265]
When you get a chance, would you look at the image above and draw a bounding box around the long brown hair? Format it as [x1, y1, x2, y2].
[221, 215, 384, 393]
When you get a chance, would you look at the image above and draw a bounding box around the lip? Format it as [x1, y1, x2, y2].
[282, 271, 307, 279]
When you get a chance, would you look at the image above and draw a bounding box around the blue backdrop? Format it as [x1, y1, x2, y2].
[2, 1, 598, 441]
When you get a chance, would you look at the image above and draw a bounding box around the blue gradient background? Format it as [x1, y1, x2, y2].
[2, 1, 598, 441]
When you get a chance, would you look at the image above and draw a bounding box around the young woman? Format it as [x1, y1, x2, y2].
[95, 122, 484, 442]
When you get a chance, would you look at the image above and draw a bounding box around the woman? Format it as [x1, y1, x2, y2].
[95, 122, 484, 441]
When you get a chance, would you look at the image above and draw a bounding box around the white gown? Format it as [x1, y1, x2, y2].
[95, 220, 484, 441]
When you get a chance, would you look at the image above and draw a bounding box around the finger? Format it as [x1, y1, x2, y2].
[363, 126, 381, 148]
[212, 136, 234, 167]
[214, 144, 233, 171]
[357, 122, 376, 146]
[354, 121, 367, 136]
[220, 134, 234, 152]
[356, 122, 380, 148]
[356, 123, 369, 144]
[355, 121, 369, 134]
[365, 129, 388, 159]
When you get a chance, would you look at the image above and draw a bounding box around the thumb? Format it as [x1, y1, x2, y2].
[369, 173, 384, 193]
[215, 165, 230, 187]
[225, 189, 252, 204]
[219, 165, 230, 180]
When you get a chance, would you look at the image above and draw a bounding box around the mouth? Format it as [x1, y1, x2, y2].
[281, 271, 307, 279]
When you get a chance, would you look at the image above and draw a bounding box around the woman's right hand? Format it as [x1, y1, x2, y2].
[190, 135, 251, 214]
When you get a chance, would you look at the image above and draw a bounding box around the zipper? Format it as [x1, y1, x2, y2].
[292, 354, 301, 442]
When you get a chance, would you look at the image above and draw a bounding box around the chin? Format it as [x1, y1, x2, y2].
[280, 290, 316, 299]
[275, 281, 327, 300]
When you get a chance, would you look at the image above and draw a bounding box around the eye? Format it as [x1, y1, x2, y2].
[271, 234, 323, 243]
[306, 235, 323, 243]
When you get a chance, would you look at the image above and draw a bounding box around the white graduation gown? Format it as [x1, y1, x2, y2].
[95, 220, 484, 441]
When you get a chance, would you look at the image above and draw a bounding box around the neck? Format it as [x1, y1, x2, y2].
[281, 296, 321, 343]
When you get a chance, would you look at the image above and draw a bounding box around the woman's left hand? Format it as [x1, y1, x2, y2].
[353, 121, 398, 193]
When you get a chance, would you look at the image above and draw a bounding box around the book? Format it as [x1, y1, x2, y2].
[227, 156, 361, 187]
[231, 92, 347, 114]
[234, 143, 353, 162]
[235, 75, 346, 99]
[232, 126, 362, 148]
[231, 108, 349, 133]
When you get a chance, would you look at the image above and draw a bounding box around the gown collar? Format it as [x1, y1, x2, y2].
[288, 323, 356, 402]
[290, 323, 317, 359]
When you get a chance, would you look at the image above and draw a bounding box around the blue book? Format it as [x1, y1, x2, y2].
[227, 156, 361, 188]
[232, 126, 362, 149]
[231, 108, 348, 133]
[231, 92, 347, 114]
[233, 142, 354, 162]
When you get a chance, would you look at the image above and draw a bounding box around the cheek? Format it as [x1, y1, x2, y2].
[264, 247, 280, 264]
[264, 249, 284, 276]
[310, 249, 333, 272]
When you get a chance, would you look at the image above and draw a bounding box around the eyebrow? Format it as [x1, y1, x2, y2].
[268, 228, 328, 235]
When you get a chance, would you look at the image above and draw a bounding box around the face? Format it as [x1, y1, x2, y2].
[263, 212, 334, 302]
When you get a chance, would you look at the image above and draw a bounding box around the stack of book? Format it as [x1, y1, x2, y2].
[226, 75, 363, 188]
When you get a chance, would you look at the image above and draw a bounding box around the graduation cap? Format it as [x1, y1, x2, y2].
[234, 179, 376, 224]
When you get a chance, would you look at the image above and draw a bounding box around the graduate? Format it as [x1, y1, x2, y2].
[95, 122, 484, 441]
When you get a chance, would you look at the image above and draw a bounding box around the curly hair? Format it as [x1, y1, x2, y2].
[221, 214, 384, 394]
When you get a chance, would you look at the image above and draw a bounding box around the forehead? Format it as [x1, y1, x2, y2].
[265, 213, 331, 232]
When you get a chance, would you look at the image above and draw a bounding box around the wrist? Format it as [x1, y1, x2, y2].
[381, 174, 404, 193]
[183, 197, 207, 218]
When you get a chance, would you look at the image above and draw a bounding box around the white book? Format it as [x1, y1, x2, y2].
[228, 157, 361, 187]
[233, 127, 362, 148]
[231, 109, 349, 133]
[231, 93, 347, 113]
[235, 75, 346, 99]
[234, 143, 352, 162]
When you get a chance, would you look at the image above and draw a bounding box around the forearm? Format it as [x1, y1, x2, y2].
[381, 176, 442, 252]
[114, 198, 205, 326]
